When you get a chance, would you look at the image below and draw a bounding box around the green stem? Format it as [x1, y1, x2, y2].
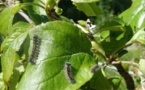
[95, 51, 108, 62]
[112, 61, 139, 68]
[110, 42, 132, 57]
[22, 2, 45, 9]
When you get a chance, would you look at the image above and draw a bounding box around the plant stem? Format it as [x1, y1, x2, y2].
[114, 63, 135, 90]
[112, 61, 139, 68]
[18, 9, 33, 23]
[110, 42, 132, 57]
[22, 2, 45, 9]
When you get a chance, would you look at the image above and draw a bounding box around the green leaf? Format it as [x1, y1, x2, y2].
[8, 68, 22, 90]
[73, 3, 102, 16]
[91, 41, 105, 56]
[90, 68, 113, 90]
[130, 29, 145, 44]
[1, 47, 17, 82]
[100, 18, 125, 32]
[0, 5, 23, 36]
[1, 26, 29, 51]
[119, 44, 144, 61]
[108, 77, 122, 90]
[104, 67, 127, 90]
[0, 73, 5, 90]
[95, 18, 134, 56]
[119, 0, 145, 30]
[72, 0, 99, 3]
[100, 23, 133, 55]
[17, 21, 94, 90]
[11, 21, 34, 32]
[17, 53, 94, 90]
[139, 59, 145, 75]
[23, 0, 48, 24]
[1, 22, 31, 82]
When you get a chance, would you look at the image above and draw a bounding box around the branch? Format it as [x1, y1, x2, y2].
[114, 63, 135, 90]
[18, 10, 33, 23]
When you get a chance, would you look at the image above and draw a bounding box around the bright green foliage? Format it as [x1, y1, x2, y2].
[130, 29, 145, 44]
[0, 5, 22, 36]
[139, 59, 145, 75]
[119, 0, 145, 30]
[0, 0, 145, 90]
[90, 69, 113, 90]
[1, 22, 33, 88]
[17, 21, 94, 90]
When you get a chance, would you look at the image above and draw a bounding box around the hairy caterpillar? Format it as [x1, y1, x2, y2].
[90, 64, 99, 73]
[65, 62, 75, 84]
[29, 35, 41, 64]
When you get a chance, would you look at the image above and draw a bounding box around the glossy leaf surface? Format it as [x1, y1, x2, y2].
[17, 21, 95, 90]
[1, 22, 32, 82]
[119, 0, 145, 30]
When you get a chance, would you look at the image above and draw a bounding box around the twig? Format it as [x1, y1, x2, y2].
[114, 63, 135, 90]
[110, 42, 132, 57]
[18, 9, 33, 23]
[112, 61, 139, 68]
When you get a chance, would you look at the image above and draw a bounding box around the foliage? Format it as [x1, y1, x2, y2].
[0, 0, 145, 90]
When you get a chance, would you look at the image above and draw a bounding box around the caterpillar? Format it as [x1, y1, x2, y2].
[90, 64, 99, 73]
[29, 35, 41, 64]
[65, 62, 75, 84]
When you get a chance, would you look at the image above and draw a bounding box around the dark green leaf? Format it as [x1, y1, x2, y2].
[23, 0, 48, 24]
[73, 3, 102, 16]
[99, 19, 133, 55]
[101, 26, 133, 55]
[90, 68, 113, 90]
[72, 0, 99, 3]
[99, 18, 125, 32]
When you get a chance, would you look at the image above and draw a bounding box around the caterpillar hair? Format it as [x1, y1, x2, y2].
[65, 62, 75, 84]
[29, 35, 41, 64]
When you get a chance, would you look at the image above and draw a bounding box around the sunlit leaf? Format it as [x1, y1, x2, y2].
[130, 29, 145, 44]
[17, 21, 95, 90]
[139, 59, 145, 75]
[1, 22, 31, 82]
[119, 0, 145, 30]
[104, 67, 127, 90]
[0, 73, 5, 90]
[1, 47, 17, 82]
[119, 45, 144, 61]
[0, 5, 23, 36]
